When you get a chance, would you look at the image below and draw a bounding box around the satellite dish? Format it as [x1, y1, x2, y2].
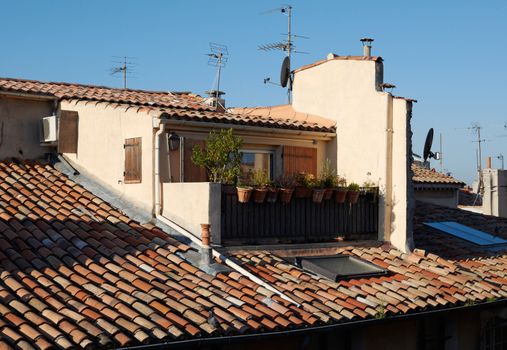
[423, 128, 435, 162]
[280, 56, 290, 88]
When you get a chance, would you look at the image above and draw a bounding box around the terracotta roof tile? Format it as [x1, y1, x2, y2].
[412, 164, 465, 186]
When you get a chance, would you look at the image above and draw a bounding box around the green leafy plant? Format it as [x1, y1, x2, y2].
[251, 169, 269, 188]
[335, 175, 347, 188]
[191, 129, 242, 183]
[320, 160, 337, 188]
[276, 174, 296, 188]
[375, 301, 387, 319]
[362, 180, 376, 188]
[295, 172, 316, 188]
[348, 182, 360, 191]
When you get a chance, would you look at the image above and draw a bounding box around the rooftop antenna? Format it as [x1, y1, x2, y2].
[498, 154, 505, 170]
[206, 42, 228, 110]
[258, 5, 308, 104]
[110, 56, 137, 89]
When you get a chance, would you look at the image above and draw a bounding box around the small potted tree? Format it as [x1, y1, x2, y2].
[277, 174, 295, 204]
[346, 182, 360, 204]
[191, 128, 246, 201]
[266, 180, 279, 203]
[333, 175, 348, 203]
[251, 169, 269, 204]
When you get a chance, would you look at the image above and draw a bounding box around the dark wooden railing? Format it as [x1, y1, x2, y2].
[221, 187, 379, 244]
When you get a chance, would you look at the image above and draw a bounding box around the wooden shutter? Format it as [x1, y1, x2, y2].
[283, 146, 317, 175]
[183, 138, 207, 182]
[58, 110, 78, 153]
[124, 137, 142, 183]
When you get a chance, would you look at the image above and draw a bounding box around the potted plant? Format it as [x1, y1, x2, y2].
[312, 179, 326, 204]
[320, 160, 337, 200]
[251, 169, 269, 204]
[362, 180, 378, 203]
[334, 175, 348, 203]
[277, 174, 295, 204]
[294, 172, 314, 198]
[266, 180, 279, 203]
[236, 182, 253, 203]
[347, 182, 360, 204]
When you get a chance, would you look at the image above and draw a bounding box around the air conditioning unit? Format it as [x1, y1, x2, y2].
[40, 115, 58, 143]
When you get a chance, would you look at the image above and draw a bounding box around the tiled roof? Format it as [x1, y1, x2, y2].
[0, 160, 327, 349]
[0, 77, 335, 133]
[229, 104, 336, 132]
[0, 77, 209, 110]
[1, 160, 507, 349]
[412, 164, 465, 186]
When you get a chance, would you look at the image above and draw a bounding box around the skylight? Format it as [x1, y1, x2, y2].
[424, 221, 507, 246]
[286, 255, 387, 282]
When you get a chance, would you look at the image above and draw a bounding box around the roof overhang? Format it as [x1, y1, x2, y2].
[414, 183, 464, 191]
[0, 90, 58, 101]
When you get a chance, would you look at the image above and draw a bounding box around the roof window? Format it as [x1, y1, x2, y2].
[285, 255, 387, 282]
[424, 221, 507, 246]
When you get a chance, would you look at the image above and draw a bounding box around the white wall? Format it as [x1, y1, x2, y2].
[483, 169, 507, 218]
[60, 101, 156, 212]
[292, 57, 414, 252]
[415, 189, 459, 208]
[162, 182, 222, 244]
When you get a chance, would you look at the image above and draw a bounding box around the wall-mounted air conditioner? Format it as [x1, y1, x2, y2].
[40, 115, 58, 143]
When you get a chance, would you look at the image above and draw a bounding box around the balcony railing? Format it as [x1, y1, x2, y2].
[221, 186, 379, 244]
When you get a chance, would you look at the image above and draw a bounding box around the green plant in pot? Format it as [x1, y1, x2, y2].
[191, 129, 248, 201]
[347, 182, 360, 204]
[251, 169, 269, 204]
[277, 174, 295, 204]
[294, 172, 315, 198]
[320, 159, 337, 200]
[312, 179, 326, 204]
[362, 180, 378, 203]
[334, 175, 348, 203]
[266, 179, 279, 203]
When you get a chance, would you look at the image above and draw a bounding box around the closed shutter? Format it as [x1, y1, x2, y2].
[58, 110, 79, 153]
[283, 146, 317, 175]
[183, 138, 208, 182]
[124, 137, 142, 183]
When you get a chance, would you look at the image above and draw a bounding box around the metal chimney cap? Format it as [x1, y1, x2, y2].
[360, 38, 374, 45]
[204, 90, 226, 97]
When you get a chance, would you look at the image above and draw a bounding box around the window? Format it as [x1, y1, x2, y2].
[58, 110, 78, 154]
[124, 137, 142, 183]
[424, 222, 507, 246]
[240, 150, 274, 181]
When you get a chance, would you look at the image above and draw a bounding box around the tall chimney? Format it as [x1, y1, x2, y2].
[486, 156, 492, 169]
[204, 90, 226, 112]
[360, 38, 374, 57]
[200, 224, 212, 266]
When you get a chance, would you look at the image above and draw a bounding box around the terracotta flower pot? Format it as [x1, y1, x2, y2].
[347, 190, 360, 204]
[253, 188, 268, 204]
[266, 188, 279, 203]
[323, 188, 333, 200]
[312, 189, 326, 203]
[236, 187, 252, 203]
[279, 188, 294, 204]
[295, 186, 312, 198]
[334, 188, 348, 203]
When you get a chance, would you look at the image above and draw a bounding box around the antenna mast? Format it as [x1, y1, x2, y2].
[110, 56, 137, 89]
[206, 43, 228, 110]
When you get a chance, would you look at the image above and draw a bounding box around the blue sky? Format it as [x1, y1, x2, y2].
[1, 1, 506, 184]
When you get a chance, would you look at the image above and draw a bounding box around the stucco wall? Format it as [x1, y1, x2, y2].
[0, 95, 55, 159]
[415, 189, 459, 208]
[162, 182, 221, 244]
[483, 169, 507, 218]
[60, 101, 155, 212]
[292, 58, 413, 251]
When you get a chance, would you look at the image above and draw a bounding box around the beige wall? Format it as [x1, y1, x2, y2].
[162, 182, 222, 244]
[60, 101, 156, 212]
[292, 57, 413, 252]
[0, 95, 56, 159]
[483, 169, 507, 218]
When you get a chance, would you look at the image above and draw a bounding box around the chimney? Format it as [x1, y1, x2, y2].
[200, 223, 212, 266]
[486, 156, 492, 169]
[360, 38, 374, 57]
[204, 90, 226, 112]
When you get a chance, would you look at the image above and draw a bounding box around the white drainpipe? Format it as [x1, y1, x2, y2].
[156, 215, 301, 307]
[153, 120, 165, 216]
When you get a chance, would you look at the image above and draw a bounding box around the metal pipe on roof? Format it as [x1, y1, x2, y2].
[153, 120, 165, 216]
[155, 215, 301, 307]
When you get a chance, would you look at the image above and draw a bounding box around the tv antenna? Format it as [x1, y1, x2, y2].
[206, 42, 228, 110]
[110, 56, 137, 89]
[258, 5, 308, 103]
